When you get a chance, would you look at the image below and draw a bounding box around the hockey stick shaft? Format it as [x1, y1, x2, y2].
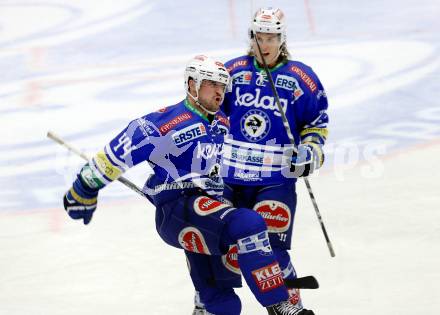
[47, 131, 149, 199]
[284, 275, 319, 289]
[253, 35, 335, 257]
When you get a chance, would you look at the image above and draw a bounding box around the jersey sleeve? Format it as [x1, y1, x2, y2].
[298, 72, 329, 146]
[295, 69, 329, 168]
[80, 116, 160, 189]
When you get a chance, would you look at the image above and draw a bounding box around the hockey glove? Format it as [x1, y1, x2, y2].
[63, 172, 99, 225]
[290, 143, 323, 177]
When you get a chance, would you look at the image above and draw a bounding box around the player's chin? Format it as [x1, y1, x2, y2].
[267, 54, 277, 65]
[257, 52, 270, 62]
[211, 105, 221, 112]
[209, 103, 221, 113]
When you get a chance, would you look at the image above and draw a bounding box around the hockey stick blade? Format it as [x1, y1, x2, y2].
[284, 276, 319, 289]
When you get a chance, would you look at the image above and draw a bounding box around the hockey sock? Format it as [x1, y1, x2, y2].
[273, 248, 297, 280]
[198, 287, 242, 315]
[222, 208, 289, 307]
[273, 248, 302, 307]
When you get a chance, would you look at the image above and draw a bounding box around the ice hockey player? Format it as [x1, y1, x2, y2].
[62, 55, 312, 314]
[193, 7, 328, 315]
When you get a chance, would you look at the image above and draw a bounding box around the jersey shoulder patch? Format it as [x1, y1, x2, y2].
[287, 61, 318, 94]
[148, 102, 193, 135]
[225, 56, 251, 74]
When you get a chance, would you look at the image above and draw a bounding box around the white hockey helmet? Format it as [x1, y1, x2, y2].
[184, 55, 230, 94]
[249, 7, 287, 44]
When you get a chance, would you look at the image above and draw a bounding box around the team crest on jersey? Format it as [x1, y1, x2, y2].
[256, 71, 268, 86]
[178, 227, 211, 254]
[194, 196, 229, 216]
[171, 123, 207, 145]
[254, 200, 291, 232]
[240, 109, 271, 142]
[275, 74, 304, 100]
[222, 245, 240, 274]
[232, 71, 252, 85]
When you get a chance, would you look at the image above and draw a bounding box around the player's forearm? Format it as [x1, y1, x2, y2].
[80, 148, 127, 190]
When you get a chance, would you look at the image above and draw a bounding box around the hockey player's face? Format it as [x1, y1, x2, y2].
[253, 33, 281, 67]
[198, 80, 226, 111]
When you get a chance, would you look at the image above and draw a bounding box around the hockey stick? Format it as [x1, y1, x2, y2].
[253, 34, 335, 257]
[48, 131, 322, 288]
[47, 131, 149, 199]
[284, 275, 319, 289]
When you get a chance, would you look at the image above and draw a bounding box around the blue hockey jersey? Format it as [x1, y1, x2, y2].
[221, 55, 329, 185]
[83, 99, 230, 203]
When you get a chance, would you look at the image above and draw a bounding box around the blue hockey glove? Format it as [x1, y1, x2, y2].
[63, 173, 99, 225]
[290, 143, 323, 177]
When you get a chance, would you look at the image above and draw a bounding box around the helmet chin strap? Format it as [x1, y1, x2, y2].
[187, 90, 218, 115]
